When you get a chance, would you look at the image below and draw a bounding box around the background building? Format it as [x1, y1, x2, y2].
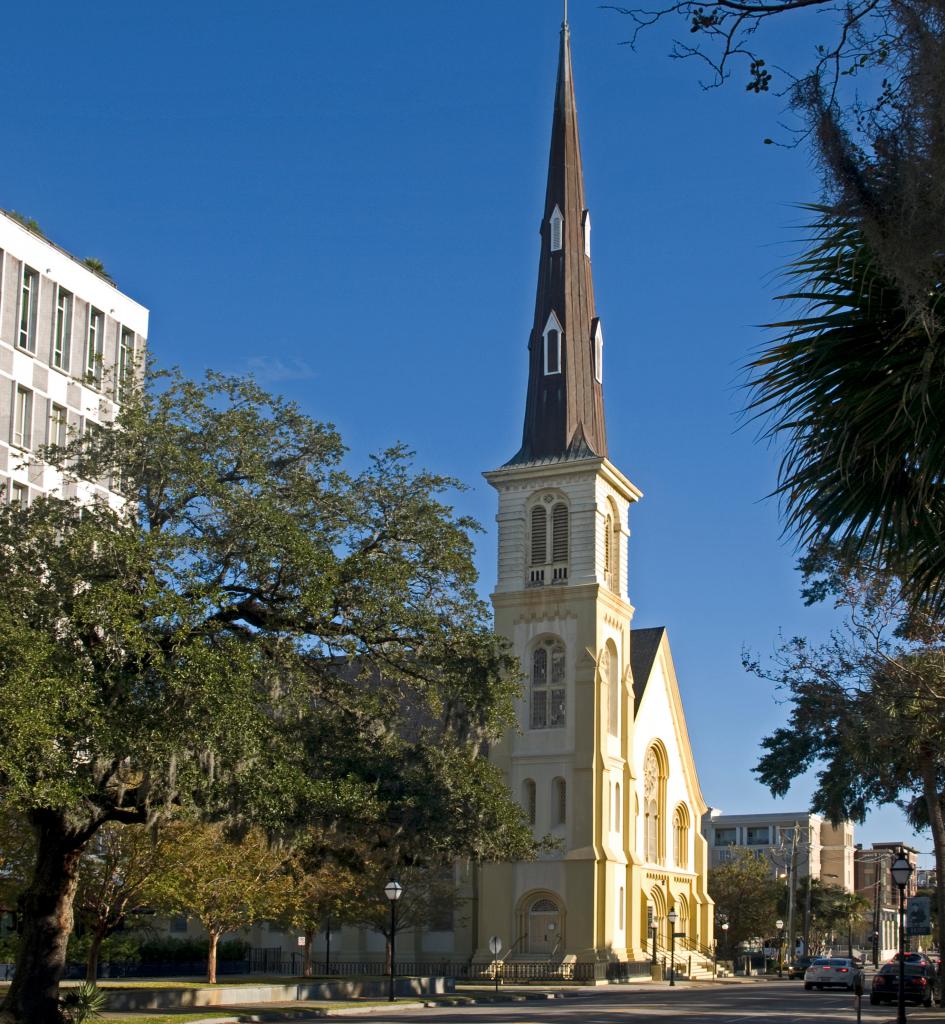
[854, 843, 920, 962]
[701, 810, 855, 892]
[0, 210, 148, 505]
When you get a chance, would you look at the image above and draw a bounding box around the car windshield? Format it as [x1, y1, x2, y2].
[811, 958, 830, 965]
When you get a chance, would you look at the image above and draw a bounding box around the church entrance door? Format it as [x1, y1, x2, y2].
[527, 897, 562, 955]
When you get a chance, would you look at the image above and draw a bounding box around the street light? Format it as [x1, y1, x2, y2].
[668, 908, 678, 987]
[721, 920, 729, 965]
[384, 880, 403, 1002]
[776, 919, 784, 978]
[891, 849, 913, 1024]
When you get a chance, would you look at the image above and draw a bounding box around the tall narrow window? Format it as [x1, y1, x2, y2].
[49, 404, 67, 448]
[543, 312, 563, 375]
[86, 308, 104, 384]
[594, 321, 603, 383]
[530, 505, 547, 566]
[673, 805, 690, 868]
[604, 513, 613, 584]
[583, 209, 591, 259]
[53, 288, 73, 370]
[604, 503, 620, 592]
[118, 327, 135, 402]
[531, 638, 566, 730]
[13, 387, 33, 449]
[550, 205, 563, 252]
[523, 779, 537, 825]
[553, 777, 567, 825]
[19, 267, 37, 351]
[618, 886, 625, 930]
[614, 781, 622, 832]
[614, 647, 622, 737]
[551, 502, 569, 563]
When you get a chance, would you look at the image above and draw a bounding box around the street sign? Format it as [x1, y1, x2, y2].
[297, 935, 306, 946]
[488, 935, 502, 955]
[907, 895, 931, 935]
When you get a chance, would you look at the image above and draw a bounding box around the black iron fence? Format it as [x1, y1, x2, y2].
[247, 952, 651, 983]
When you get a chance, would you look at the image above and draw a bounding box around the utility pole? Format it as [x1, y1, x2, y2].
[785, 822, 799, 962]
[803, 825, 813, 956]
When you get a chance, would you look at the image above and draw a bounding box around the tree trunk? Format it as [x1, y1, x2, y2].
[0, 810, 87, 1024]
[303, 927, 314, 977]
[207, 930, 220, 985]
[920, 765, 945, 1005]
[85, 925, 107, 982]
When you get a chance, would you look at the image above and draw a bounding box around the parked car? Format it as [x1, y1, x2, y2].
[788, 956, 814, 979]
[871, 961, 935, 1007]
[803, 957, 863, 991]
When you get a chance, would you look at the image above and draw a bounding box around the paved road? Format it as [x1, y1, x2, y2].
[336, 980, 945, 1023]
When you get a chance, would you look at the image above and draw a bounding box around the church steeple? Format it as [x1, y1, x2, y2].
[509, 17, 607, 465]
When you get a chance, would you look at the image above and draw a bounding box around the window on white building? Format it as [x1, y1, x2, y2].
[117, 327, 135, 402]
[523, 778, 537, 825]
[18, 267, 38, 352]
[49, 404, 67, 448]
[53, 288, 73, 370]
[746, 826, 770, 846]
[86, 308, 104, 385]
[553, 777, 566, 826]
[13, 387, 33, 449]
[10, 482, 27, 508]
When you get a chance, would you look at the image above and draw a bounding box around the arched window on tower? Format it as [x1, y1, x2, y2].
[543, 311, 563, 375]
[603, 500, 620, 593]
[553, 777, 567, 826]
[614, 781, 622, 833]
[523, 778, 537, 825]
[528, 493, 569, 587]
[604, 644, 618, 737]
[594, 321, 603, 383]
[550, 205, 564, 252]
[583, 209, 591, 259]
[531, 638, 566, 730]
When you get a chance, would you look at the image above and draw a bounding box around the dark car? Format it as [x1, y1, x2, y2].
[788, 957, 814, 980]
[870, 962, 935, 1007]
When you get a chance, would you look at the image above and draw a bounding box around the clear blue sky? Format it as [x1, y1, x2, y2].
[3, 0, 930, 862]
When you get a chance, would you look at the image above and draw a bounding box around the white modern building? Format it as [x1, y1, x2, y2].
[702, 810, 855, 891]
[0, 210, 148, 505]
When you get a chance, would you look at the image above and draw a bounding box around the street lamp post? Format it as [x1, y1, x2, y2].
[891, 849, 913, 1024]
[384, 880, 403, 1003]
[776, 919, 784, 978]
[721, 921, 729, 970]
[668, 909, 678, 987]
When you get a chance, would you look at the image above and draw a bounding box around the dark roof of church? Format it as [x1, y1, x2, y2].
[630, 626, 666, 712]
[508, 20, 608, 466]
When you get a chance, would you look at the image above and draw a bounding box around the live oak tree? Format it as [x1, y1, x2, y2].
[750, 545, 945, 991]
[144, 822, 291, 984]
[0, 370, 532, 1024]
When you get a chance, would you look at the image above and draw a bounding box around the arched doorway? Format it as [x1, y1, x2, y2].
[523, 895, 564, 955]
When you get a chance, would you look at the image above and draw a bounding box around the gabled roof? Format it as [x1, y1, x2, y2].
[629, 626, 665, 713]
[508, 19, 607, 466]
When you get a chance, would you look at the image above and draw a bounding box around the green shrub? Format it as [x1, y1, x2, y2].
[0, 934, 19, 961]
[136, 937, 248, 963]
[60, 981, 106, 1024]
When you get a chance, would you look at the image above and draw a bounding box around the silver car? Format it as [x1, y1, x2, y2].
[804, 956, 863, 991]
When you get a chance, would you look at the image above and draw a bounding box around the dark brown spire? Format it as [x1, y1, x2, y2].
[509, 19, 607, 465]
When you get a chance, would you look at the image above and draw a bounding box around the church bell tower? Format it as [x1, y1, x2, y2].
[477, 12, 645, 966]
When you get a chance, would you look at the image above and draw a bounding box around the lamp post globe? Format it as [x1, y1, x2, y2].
[890, 849, 913, 1024]
[384, 881, 403, 1002]
[775, 919, 784, 979]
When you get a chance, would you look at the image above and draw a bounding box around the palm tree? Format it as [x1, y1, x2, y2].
[746, 204, 945, 610]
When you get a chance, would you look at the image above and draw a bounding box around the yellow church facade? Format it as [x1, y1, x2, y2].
[473, 16, 714, 974]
